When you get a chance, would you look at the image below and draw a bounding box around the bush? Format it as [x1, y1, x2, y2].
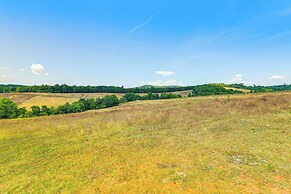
[95, 98, 103, 109]
[142, 93, 159, 100]
[40, 105, 50, 116]
[31, 106, 41, 117]
[160, 93, 182, 99]
[0, 98, 19, 119]
[102, 95, 119, 107]
[120, 93, 142, 103]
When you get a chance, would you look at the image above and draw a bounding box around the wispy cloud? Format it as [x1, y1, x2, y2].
[103, 15, 154, 61]
[269, 75, 286, 80]
[124, 16, 154, 39]
[156, 70, 175, 76]
[148, 80, 184, 86]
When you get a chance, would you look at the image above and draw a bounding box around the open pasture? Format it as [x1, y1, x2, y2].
[0, 92, 290, 193]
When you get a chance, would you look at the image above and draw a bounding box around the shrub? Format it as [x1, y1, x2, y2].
[102, 95, 119, 108]
[0, 98, 19, 119]
[120, 93, 142, 103]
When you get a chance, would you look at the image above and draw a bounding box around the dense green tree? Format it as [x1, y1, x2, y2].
[101, 95, 119, 107]
[191, 84, 242, 96]
[57, 103, 73, 114]
[31, 106, 41, 117]
[49, 107, 58, 115]
[40, 105, 50, 116]
[95, 98, 103, 109]
[0, 98, 19, 119]
[143, 93, 159, 100]
[87, 98, 96, 109]
[120, 93, 142, 103]
[78, 99, 91, 110]
[17, 107, 28, 118]
[160, 93, 182, 99]
[71, 101, 85, 113]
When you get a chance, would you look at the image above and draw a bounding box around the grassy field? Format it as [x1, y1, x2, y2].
[0, 91, 192, 109]
[0, 92, 290, 193]
[0, 93, 125, 108]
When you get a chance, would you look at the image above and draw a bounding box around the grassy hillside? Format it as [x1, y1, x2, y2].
[0, 92, 290, 193]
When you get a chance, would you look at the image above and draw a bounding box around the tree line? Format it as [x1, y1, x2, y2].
[1, 83, 290, 94]
[189, 84, 243, 96]
[0, 84, 187, 93]
[229, 83, 291, 93]
[0, 93, 182, 119]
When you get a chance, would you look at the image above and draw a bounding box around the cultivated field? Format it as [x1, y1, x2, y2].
[0, 92, 290, 193]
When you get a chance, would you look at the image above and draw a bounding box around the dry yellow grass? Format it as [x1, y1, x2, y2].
[0, 91, 190, 108]
[0, 93, 125, 108]
[0, 92, 290, 193]
[224, 87, 251, 93]
[19, 96, 79, 108]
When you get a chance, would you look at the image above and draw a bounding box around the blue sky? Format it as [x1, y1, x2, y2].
[0, 0, 290, 87]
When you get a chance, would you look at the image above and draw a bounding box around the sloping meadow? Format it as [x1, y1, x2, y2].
[0, 92, 290, 193]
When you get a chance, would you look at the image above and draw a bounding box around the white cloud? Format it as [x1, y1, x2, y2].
[241, 81, 254, 86]
[148, 80, 184, 86]
[156, 70, 175, 76]
[269, 75, 286, 80]
[228, 74, 254, 86]
[30, 64, 48, 76]
[228, 74, 243, 83]
[19, 68, 25, 72]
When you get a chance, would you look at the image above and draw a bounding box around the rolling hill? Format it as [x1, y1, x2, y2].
[1, 92, 290, 193]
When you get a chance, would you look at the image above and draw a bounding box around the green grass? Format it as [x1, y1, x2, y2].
[0, 92, 290, 193]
